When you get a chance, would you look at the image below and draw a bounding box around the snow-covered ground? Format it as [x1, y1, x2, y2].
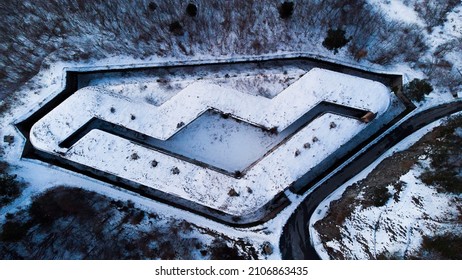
[368, 0, 424, 26]
[310, 114, 462, 259]
[26, 67, 391, 216]
[314, 166, 462, 259]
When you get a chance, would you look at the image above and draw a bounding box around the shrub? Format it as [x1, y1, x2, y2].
[294, 149, 301, 157]
[186, 3, 198, 17]
[148, 2, 157, 11]
[0, 174, 22, 205]
[376, 251, 402, 260]
[269, 127, 278, 135]
[209, 239, 242, 260]
[176, 121, 185, 128]
[372, 186, 391, 207]
[0, 162, 23, 206]
[419, 115, 462, 193]
[169, 21, 184, 36]
[262, 241, 273, 255]
[278, 2, 294, 19]
[228, 188, 239, 197]
[420, 170, 462, 194]
[421, 234, 462, 259]
[171, 167, 180, 175]
[414, 0, 460, 32]
[251, 40, 263, 53]
[403, 79, 433, 102]
[29, 187, 97, 225]
[0, 221, 30, 242]
[322, 28, 350, 54]
[157, 241, 177, 259]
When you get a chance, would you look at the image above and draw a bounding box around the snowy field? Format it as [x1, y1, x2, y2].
[27, 67, 391, 216]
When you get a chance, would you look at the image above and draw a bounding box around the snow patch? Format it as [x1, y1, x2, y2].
[368, 0, 424, 25]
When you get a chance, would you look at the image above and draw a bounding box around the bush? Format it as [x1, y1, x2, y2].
[209, 239, 242, 260]
[403, 79, 433, 102]
[186, 3, 198, 17]
[414, 0, 460, 32]
[169, 21, 184, 36]
[322, 28, 350, 54]
[0, 174, 22, 205]
[372, 186, 391, 207]
[420, 170, 462, 194]
[176, 121, 185, 128]
[0, 162, 23, 206]
[148, 2, 157, 11]
[278, 2, 294, 19]
[0, 221, 30, 242]
[228, 188, 239, 197]
[419, 116, 462, 194]
[421, 234, 462, 259]
[262, 241, 273, 255]
[29, 187, 97, 225]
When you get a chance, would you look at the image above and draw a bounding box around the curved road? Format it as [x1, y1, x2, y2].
[280, 101, 462, 259]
